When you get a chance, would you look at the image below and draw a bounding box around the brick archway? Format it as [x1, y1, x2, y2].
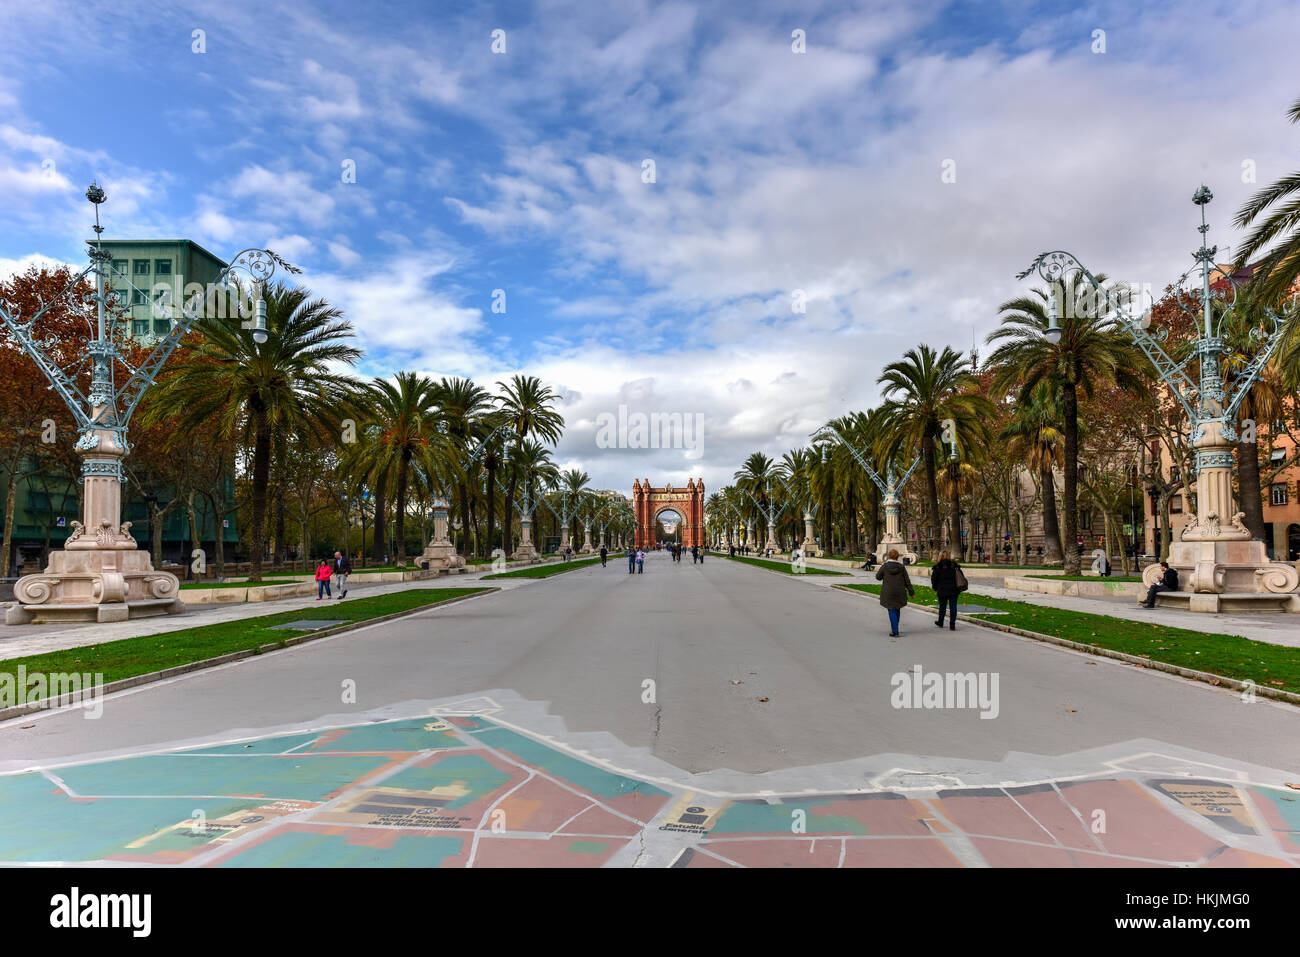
[632, 478, 705, 548]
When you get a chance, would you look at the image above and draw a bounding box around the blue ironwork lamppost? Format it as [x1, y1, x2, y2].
[1018, 186, 1300, 611]
[2, 185, 291, 624]
[817, 424, 924, 563]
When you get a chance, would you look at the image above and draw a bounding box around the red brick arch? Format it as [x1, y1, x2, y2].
[632, 478, 705, 548]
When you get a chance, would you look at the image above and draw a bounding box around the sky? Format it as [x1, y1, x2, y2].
[1, 0, 1298, 495]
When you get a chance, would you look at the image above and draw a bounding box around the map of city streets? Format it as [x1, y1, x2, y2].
[2, 698, 1299, 867]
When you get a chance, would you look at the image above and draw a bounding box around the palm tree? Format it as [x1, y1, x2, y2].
[364, 372, 447, 563]
[145, 284, 360, 580]
[877, 345, 988, 558]
[986, 277, 1147, 574]
[999, 382, 1067, 564]
[432, 377, 495, 554]
[1232, 96, 1300, 322]
[496, 375, 564, 552]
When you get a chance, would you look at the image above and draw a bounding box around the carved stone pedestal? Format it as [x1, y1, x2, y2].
[1144, 511, 1300, 614]
[6, 521, 184, 624]
[420, 500, 467, 574]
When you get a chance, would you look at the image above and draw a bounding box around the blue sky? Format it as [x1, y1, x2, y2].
[2, 0, 1298, 492]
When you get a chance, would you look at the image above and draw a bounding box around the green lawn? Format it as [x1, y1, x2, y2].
[482, 556, 603, 579]
[0, 588, 491, 690]
[836, 583, 1300, 693]
[722, 554, 849, 576]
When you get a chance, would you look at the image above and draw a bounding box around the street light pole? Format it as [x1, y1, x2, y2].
[2, 185, 292, 624]
[1018, 186, 1300, 610]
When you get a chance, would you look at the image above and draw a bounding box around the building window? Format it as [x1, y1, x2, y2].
[1272, 484, 1289, 507]
[1080, 511, 1091, 530]
[155, 259, 172, 275]
[1171, 495, 1183, 513]
[111, 259, 128, 278]
[132, 289, 149, 306]
[1271, 448, 1287, 464]
[133, 260, 150, 275]
[132, 319, 149, 337]
[1171, 467, 1181, 482]
[153, 318, 170, 335]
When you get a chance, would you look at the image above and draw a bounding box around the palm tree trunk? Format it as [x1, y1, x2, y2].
[923, 426, 940, 558]
[1062, 382, 1081, 575]
[372, 481, 387, 564]
[1236, 438, 1267, 540]
[395, 453, 410, 562]
[947, 461, 962, 557]
[1039, 466, 1064, 563]
[249, 409, 272, 582]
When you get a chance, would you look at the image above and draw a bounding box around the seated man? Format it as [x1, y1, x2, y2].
[1142, 561, 1179, 607]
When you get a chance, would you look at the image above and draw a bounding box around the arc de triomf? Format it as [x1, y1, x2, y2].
[631, 478, 705, 549]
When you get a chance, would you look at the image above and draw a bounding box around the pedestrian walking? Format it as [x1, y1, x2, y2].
[332, 549, 352, 599]
[930, 550, 966, 631]
[627, 547, 636, 573]
[600, 545, 607, 567]
[314, 559, 332, 599]
[874, 548, 914, 637]
[636, 548, 645, 574]
[1141, 561, 1179, 608]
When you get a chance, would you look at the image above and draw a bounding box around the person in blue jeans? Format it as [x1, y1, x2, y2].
[874, 549, 914, 637]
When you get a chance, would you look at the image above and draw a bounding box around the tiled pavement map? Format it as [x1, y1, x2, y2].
[2, 701, 1297, 867]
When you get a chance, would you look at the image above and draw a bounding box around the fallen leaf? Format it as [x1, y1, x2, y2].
[1287, 783, 1300, 791]
[730, 679, 742, 685]
[20, 724, 34, 729]
[758, 696, 769, 703]
[1066, 707, 1077, 713]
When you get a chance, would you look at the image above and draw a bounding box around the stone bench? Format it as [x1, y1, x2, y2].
[1152, 591, 1300, 614]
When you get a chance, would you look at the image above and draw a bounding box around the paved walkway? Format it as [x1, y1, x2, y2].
[0, 564, 526, 662]
[1, 549, 1296, 867]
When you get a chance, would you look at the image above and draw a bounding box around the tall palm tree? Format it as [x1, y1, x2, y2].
[365, 372, 447, 563]
[999, 382, 1067, 563]
[986, 277, 1147, 574]
[1233, 96, 1300, 324]
[496, 375, 564, 552]
[145, 284, 360, 580]
[877, 345, 988, 557]
[432, 377, 495, 554]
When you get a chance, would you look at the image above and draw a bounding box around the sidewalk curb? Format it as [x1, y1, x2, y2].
[831, 584, 1300, 707]
[0, 588, 497, 723]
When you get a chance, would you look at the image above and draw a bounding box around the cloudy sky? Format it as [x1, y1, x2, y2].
[1, 0, 1297, 493]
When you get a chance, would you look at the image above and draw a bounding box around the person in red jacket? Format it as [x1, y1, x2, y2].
[315, 559, 332, 599]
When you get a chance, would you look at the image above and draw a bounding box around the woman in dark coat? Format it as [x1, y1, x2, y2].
[874, 548, 914, 637]
[930, 550, 962, 631]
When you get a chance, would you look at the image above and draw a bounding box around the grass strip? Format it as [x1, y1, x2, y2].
[722, 554, 848, 576]
[0, 588, 490, 687]
[836, 583, 1300, 693]
[482, 556, 604, 579]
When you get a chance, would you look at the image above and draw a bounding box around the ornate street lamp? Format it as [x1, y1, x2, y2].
[817, 424, 923, 563]
[1018, 186, 1300, 611]
[2, 185, 293, 623]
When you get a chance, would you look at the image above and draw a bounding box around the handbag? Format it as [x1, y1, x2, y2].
[954, 566, 969, 592]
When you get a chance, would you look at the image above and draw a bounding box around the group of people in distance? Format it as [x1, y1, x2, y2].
[613, 543, 705, 573]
